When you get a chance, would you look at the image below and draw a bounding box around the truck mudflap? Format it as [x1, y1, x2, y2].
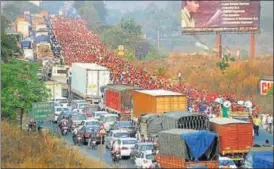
[155, 154, 219, 169]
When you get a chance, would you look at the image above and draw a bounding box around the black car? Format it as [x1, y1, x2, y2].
[80, 125, 104, 144]
[112, 121, 136, 137]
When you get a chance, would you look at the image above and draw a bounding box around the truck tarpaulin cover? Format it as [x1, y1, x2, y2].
[35, 35, 50, 43]
[180, 130, 216, 161]
[252, 151, 273, 169]
[21, 41, 31, 48]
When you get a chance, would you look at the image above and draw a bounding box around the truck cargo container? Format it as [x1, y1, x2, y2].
[209, 118, 253, 161]
[35, 24, 47, 32]
[35, 42, 53, 59]
[71, 63, 110, 104]
[132, 89, 187, 121]
[104, 84, 142, 120]
[17, 21, 29, 38]
[156, 129, 219, 169]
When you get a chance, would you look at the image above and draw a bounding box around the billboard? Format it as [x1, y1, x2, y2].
[181, 1, 260, 34]
[259, 79, 273, 96]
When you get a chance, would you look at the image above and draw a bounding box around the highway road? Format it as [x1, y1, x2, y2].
[41, 121, 273, 168]
[44, 122, 136, 168]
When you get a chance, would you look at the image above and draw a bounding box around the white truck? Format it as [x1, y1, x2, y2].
[23, 49, 34, 60]
[70, 63, 111, 105]
[36, 31, 49, 37]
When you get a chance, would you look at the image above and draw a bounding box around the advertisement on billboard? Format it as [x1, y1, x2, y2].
[181, 1, 260, 34]
[259, 79, 273, 95]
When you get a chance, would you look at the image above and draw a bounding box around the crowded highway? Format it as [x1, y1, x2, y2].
[16, 6, 274, 169]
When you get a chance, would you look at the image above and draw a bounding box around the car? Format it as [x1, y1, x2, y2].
[83, 106, 100, 118]
[80, 124, 103, 144]
[92, 111, 108, 120]
[112, 121, 136, 137]
[53, 97, 69, 107]
[99, 114, 119, 132]
[71, 114, 87, 126]
[135, 152, 154, 168]
[113, 137, 138, 157]
[53, 106, 70, 123]
[130, 142, 154, 163]
[72, 102, 90, 113]
[219, 157, 237, 168]
[105, 130, 131, 149]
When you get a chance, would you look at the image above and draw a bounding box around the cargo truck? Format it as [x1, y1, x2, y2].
[45, 81, 68, 100]
[132, 89, 187, 123]
[104, 84, 142, 120]
[23, 49, 34, 60]
[155, 129, 219, 168]
[35, 42, 53, 59]
[209, 118, 253, 162]
[70, 63, 110, 105]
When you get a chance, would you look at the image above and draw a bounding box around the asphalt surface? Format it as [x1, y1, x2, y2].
[44, 122, 136, 168]
[41, 121, 273, 168]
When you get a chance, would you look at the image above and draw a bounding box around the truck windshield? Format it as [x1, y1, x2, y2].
[86, 121, 100, 126]
[140, 145, 153, 151]
[79, 104, 88, 109]
[105, 116, 117, 122]
[114, 132, 129, 138]
[123, 140, 137, 145]
[57, 99, 68, 103]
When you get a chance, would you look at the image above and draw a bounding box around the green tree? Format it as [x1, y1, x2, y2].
[1, 60, 49, 127]
[1, 33, 23, 63]
[2, 1, 42, 21]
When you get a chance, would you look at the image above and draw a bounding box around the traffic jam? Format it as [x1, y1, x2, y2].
[19, 9, 273, 169]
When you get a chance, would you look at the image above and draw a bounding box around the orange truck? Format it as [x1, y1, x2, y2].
[209, 118, 253, 161]
[132, 89, 187, 122]
[155, 129, 219, 169]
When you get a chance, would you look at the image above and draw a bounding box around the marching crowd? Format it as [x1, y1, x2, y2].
[49, 16, 263, 119]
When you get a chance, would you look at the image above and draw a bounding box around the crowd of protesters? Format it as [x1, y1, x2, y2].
[49, 16, 262, 118]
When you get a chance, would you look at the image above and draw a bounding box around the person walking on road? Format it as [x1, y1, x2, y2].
[262, 139, 271, 147]
[253, 115, 261, 136]
[267, 115, 273, 134]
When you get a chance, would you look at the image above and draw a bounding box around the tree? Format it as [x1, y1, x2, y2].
[2, 1, 42, 21]
[1, 60, 49, 127]
[216, 53, 236, 74]
[1, 15, 10, 33]
[1, 33, 23, 63]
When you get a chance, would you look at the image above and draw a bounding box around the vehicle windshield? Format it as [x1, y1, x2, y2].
[145, 154, 153, 160]
[96, 112, 107, 117]
[72, 115, 86, 120]
[140, 145, 154, 151]
[105, 116, 117, 122]
[114, 132, 129, 138]
[219, 160, 235, 166]
[57, 108, 69, 112]
[86, 121, 100, 126]
[57, 99, 68, 103]
[89, 107, 100, 111]
[87, 127, 99, 132]
[118, 121, 132, 128]
[123, 140, 137, 145]
[79, 104, 88, 109]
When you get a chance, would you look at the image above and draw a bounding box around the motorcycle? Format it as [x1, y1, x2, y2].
[74, 134, 82, 146]
[112, 152, 121, 164]
[61, 126, 68, 136]
[89, 139, 97, 150]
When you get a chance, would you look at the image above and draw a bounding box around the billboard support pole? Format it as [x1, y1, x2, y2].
[216, 33, 222, 58]
[250, 33, 255, 59]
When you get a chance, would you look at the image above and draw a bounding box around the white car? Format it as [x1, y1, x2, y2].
[53, 106, 70, 123]
[135, 152, 154, 168]
[113, 137, 138, 157]
[105, 130, 130, 149]
[219, 157, 237, 168]
[83, 119, 100, 126]
[99, 113, 119, 132]
[53, 97, 69, 107]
